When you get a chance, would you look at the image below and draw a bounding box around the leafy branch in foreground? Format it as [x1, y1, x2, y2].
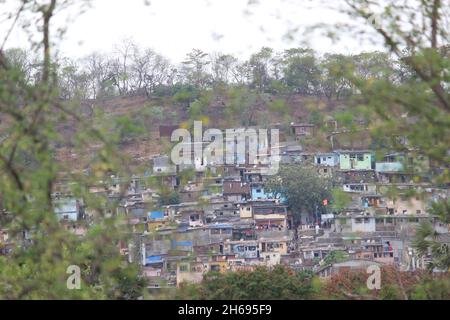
[0, 0, 145, 299]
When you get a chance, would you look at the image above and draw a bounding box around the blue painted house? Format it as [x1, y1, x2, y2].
[251, 184, 273, 200]
[251, 184, 287, 203]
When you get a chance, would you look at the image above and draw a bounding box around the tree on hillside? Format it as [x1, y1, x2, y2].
[225, 86, 259, 126]
[248, 47, 275, 92]
[82, 53, 116, 99]
[181, 49, 211, 90]
[56, 57, 90, 100]
[350, 51, 395, 82]
[318, 53, 354, 100]
[110, 39, 137, 95]
[210, 52, 239, 85]
[281, 48, 321, 96]
[3, 48, 41, 84]
[230, 60, 252, 85]
[265, 165, 333, 227]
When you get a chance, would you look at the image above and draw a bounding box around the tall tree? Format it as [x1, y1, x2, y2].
[265, 165, 333, 227]
[181, 49, 211, 90]
[281, 48, 321, 95]
[248, 47, 275, 92]
[318, 53, 354, 100]
[82, 52, 116, 99]
[210, 52, 238, 85]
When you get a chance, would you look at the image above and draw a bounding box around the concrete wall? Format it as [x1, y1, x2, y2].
[224, 194, 244, 202]
[260, 252, 281, 266]
[260, 240, 289, 255]
[153, 164, 176, 174]
[386, 197, 428, 215]
[375, 162, 404, 172]
[339, 153, 373, 170]
[343, 184, 376, 193]
[56, 211, 78, 221]
[351, 217, 376, 232]
[314, 154, 339, 166]
[240, 205, 253, 219]
[176, 263, 204, 286]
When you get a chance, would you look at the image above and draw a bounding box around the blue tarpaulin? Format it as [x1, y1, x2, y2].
[146, 255, 163, 265]
[148, 211, 164, 220]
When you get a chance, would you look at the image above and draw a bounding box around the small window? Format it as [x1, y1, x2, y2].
[179, 265, 188, 272]
[416, 210, 421, 214]
[357, 154, 364, 161]
[211, 265, 221, 271]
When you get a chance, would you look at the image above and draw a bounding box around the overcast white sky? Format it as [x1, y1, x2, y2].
[1, 0, 383, 63]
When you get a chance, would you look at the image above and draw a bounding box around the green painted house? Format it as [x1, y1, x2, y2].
[337, 150, 374, 170]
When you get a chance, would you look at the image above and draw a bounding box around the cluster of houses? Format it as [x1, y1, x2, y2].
[124, 123, 449, 288]
[1, 121, 449, 289]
